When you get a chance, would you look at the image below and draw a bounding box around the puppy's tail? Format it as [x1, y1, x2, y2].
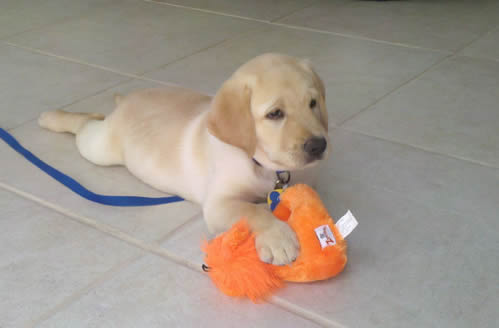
[38, 110, 105, 134]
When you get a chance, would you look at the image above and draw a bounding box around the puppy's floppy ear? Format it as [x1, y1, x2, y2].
[207, 77, 257, 157]
[300, 59, 328, 129]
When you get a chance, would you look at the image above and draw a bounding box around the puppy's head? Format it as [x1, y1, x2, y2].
[208, 53, 329, 171]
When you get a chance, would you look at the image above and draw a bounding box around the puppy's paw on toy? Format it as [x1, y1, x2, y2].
[255, 219, 299, 265]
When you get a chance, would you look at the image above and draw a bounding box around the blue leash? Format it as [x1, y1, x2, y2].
[0, 127, 184, 206]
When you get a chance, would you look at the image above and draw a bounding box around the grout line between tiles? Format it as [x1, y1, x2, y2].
[136, 38, 230, 77]
[452, 23, 499, 56]
[338, 52, 452, 126]
[457, 53, 499, 65]
[25, 253, 146, 328]
[270, 22, 451, 54]
[0, 2, 112, 42]
[135, 24, 266, 79]
[453, 25, 499, 64]
[143, 0, 451, 54]
[2, 41, 188, 88]
[143, 0, 269, 23]
[338, 126, 499, 171]
[270, 297, 347, 328]
[0, 182, 203, 272]
[269, 1, 323, 23]
[0, 182, 345, 328]
[155, 211, 202, 244]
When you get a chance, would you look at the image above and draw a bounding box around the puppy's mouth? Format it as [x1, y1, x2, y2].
[305, 154, 324, 165]
[254, 141, 328, 171]
[266, 152, 324, 171]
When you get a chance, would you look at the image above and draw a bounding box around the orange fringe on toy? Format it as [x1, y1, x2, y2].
[202, 220, 283, 302]
[203, 184, 347, 302]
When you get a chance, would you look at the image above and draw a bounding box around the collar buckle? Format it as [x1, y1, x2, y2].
[253, 158, 290, 189]
[275, 170, 290, 189]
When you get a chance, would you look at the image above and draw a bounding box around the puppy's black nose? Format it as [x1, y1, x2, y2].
[304, 137, 327, 158]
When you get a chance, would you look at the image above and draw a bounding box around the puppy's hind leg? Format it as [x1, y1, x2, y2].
[38, 110, 123, 166]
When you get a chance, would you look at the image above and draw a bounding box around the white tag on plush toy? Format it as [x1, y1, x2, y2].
[314, 225, 336, 248]
[336, 210, 358, 238]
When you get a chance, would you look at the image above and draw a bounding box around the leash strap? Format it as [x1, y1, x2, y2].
[0, 127, 184, 206]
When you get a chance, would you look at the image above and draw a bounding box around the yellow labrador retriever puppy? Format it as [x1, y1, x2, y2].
[39, 53, 329, 265]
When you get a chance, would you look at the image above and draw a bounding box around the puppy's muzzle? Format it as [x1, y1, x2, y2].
[304, 137, 327, 159]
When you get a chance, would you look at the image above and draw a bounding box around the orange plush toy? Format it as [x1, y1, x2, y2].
[202, 184, 348, 302]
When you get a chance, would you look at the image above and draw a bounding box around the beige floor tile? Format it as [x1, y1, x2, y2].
[0, 0, 120, 39]
[151, 0, 325, 22]
[37, 255, 323, 328]
[0, 43, 127, 129]
[0, 189, 143, 328]
[280, 0, 499, 52]
[461, 26, 499, 62]
[344, 56, 499, 168]
[7, 0, 262, 75]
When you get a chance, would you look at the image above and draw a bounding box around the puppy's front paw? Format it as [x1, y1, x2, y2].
[255, 220, 299, 265]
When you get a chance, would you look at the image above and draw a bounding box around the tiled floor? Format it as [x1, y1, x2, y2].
[1, 0, 498, 327]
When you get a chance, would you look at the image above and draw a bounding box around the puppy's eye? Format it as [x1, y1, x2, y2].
[266, 108, 285, 120]
[309, 99, 317, 109]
